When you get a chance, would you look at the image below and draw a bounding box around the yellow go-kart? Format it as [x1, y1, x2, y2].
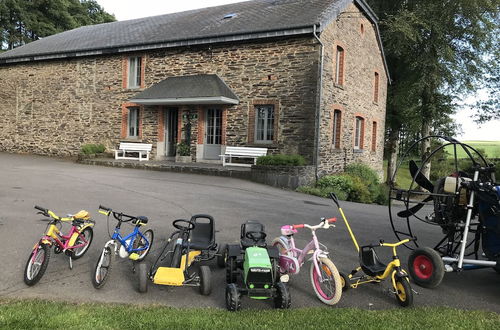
[138, 215, 223, 295]
[329, 193, 416, 307]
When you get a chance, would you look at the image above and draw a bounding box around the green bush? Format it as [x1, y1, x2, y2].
[256, 154, 306, 166]
[81, 144, 105, 155]
[296, 186, 348, 200]
[373, 183, 389, 205]
[177, 143, 190, 156]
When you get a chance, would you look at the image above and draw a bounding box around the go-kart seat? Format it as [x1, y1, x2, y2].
[240, 220, 267, 248]
[188, 214, 215, 251]
[359, 245, 387, 277]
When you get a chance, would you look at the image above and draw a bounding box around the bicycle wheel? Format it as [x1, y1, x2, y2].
[310, 257, 342, 305]
[72, 227, 93, 259]
[394, 276, 413, 307]
[92, 246, 113, 289]
[24, 243, 51, 286]
[133, 229, 154, 261]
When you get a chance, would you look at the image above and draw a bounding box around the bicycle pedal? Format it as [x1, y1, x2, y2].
[412, 288, 420, 295]
[68, 257, 73, 270]
[129, 253, 140, 260]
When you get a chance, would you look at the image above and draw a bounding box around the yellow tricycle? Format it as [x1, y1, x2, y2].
[329, 193, 415, 307]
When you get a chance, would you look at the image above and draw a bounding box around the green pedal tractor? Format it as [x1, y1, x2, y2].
[222, 220, 291, 311]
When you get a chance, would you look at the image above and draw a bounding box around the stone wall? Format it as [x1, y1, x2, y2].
[318, 2, 387, 178]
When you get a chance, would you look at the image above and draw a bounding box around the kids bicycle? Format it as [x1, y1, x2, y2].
[92, 205, 154, 289]
[24, 205, 94, 286]
[272, 217, 342, 305]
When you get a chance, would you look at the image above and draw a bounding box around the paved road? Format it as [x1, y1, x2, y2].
[0, 153, 498, 311]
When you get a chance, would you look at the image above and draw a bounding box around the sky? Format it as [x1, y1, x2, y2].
[96, 0, 500, 141]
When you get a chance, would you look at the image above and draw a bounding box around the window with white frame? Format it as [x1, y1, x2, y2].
[128, 107, 140, 138]
[128, 57, 142, 89]
[255, 105, 275, 143]
[354, 116, 364, 150]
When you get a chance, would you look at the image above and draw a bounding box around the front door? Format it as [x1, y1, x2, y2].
[203, 108, 222, 160]
[164, 108, 178, 157]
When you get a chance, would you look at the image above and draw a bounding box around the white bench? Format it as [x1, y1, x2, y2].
[220, 146, 268, 167]
[114, 143, 152, 161]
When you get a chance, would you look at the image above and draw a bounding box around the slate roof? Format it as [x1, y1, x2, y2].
[129, 74, 239, 105]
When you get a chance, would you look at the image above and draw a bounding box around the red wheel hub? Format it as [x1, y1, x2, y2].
[413, 255, 433, 279]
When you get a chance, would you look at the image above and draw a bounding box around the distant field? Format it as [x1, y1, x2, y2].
[444, 140, 500, 158]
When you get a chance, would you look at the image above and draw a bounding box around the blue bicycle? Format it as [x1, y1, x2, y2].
[92, 205, 154, 289]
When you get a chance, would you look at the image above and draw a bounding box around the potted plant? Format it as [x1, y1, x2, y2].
[175, 142, 192, 163]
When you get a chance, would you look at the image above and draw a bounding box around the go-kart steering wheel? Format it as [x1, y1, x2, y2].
[245, 231, 267, 243]
[172, 219, 195, 231]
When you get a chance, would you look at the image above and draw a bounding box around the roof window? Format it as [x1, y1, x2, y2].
[223, 13, 237, 19]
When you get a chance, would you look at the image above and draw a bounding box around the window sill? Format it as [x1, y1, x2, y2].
[334, 83, 345, 90]
[121, 138, 143, 142]
[373, 101, 379, 106]
[331, 147, 343, 153]
[353, 148, 364, 154]
[248, 143, 277, 148]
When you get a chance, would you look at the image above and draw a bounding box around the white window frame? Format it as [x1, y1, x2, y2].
[128, 107, 140, 138]
[128, 57, 142, 89]
[354, 116, 363, 150]
[255, 105, 275, 143]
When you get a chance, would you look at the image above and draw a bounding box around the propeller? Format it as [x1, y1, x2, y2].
[397, 160, 435, 218]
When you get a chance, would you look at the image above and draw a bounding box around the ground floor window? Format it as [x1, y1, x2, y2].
[255, 105, 274, 143]
[332, 109, 342, 149]
[354, 116, 364, 150]
[128, 107, 140, 138]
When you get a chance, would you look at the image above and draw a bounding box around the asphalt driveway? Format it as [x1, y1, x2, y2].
[0, 152, 498, 311]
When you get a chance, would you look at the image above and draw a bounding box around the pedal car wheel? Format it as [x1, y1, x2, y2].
[394, 277, 413, 307]
[199, 265, 212, 295]
[408, 247, 444, 288]
[310, 257, 342, 305]
[226, 256, 237, 283]
[72, 227, 93, 259]
[225, 283, 241, 311]
[24, 243, 51, 286]
[138, 262, 148, 293]
[92, 246, 113, 289]
[217, 244, 227, 268]
[339, 271, 350, 292]
[133, 229, 154, 261]
[274, 282, 291, 309]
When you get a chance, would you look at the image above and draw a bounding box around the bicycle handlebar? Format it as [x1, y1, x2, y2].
[291, 217, 336, 231]
[98, 205, 138, 223]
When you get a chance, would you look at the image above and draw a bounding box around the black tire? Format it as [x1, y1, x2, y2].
[225, 283, 241, 311]
[92, 246, 113, 289]
[339, 271, 350, 292]
[394, 276, 413, 307]
[274, 282, 291, 309]
[138, 262, 148, 293]
[72, 227, 93, 260]
[133, 229, 154, 261]
[217, 244, 227, 268]
[199, 265, 212, 295]
[226, 256, 237, 283]
[24, 243, 51, 286]
[170, 244, 182, 268]
[408, 247, 444, 288]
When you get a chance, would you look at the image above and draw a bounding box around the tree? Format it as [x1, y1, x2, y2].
[0, 0, 115, 50]
[368, 0, 499, 183]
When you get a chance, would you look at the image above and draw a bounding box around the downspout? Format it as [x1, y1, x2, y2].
[313, 24, 324, 181]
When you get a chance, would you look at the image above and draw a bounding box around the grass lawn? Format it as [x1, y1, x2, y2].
[0, 299, 499, 329]
[444, 140, 500, 158]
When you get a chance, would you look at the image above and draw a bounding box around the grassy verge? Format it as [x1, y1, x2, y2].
[0, 299, 499, 329]
[443, 140, 500, 158]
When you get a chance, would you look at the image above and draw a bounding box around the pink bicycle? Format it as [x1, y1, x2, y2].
[272, 217, 342, 305]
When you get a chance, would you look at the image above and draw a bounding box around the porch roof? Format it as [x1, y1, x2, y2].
[129, 74, 239, 105]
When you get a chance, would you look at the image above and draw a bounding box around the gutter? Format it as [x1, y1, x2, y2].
[313, 24, 324, 182]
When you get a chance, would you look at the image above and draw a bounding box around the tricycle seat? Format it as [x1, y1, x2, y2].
[359, 246, 387, 277]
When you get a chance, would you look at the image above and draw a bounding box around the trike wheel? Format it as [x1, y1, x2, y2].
[339, 271, 350, 292]
[92, 246, 113, 289]
[133, 229, 154, 261]
[226, 256, 237, 283]
[225, 283, 241, 311]
[217, 244, 227, 268]
[137, 262, 148, 293]
[274, 282, 291, 309]
[72, 227, 93, 259]
[394, 276, 413, 307]
[408, 247, 444, 288]
[199, 265, 212, 295]
[310, 257, 342, 305]
[24, 243, 51, 286]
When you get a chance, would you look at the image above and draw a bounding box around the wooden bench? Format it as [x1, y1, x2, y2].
[114, 143, 152, 161]
[220, 146, 268, 167]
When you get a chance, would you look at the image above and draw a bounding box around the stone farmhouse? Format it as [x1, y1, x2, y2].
[0, 0, 389, 176]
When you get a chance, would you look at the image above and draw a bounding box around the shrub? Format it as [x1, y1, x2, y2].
[348, 175, 372, 203]
[256, 154, 306, 166]
[177, 143, 190, 156]
[81, 144, 105, 155]
[373, 183, 389, 205]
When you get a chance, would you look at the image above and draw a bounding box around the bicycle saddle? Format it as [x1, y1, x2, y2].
[135, 216, 149, 224]
[72, 210, 90, 220]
